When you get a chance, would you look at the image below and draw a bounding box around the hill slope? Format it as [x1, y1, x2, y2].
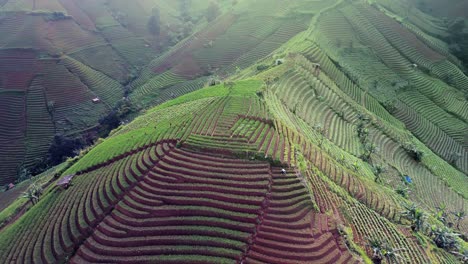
[0, 0, 467, 263]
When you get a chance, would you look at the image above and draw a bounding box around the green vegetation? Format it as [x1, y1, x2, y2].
[0, 0, 466, 263]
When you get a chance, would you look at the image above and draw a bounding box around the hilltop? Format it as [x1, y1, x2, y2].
[0, 0, 467, 263]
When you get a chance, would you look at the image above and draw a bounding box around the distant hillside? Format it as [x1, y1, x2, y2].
[0, 0, 233, 184]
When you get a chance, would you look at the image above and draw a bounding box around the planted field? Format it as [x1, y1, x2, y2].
[0, 141, 174, 262]
[47, 19, 106, 53]
[68, 148, 357, 263]
[59, 0, 96, 31]
[129, 71, 185, 106]
[0, 90, 26, 185]
[23, 77, 55, 167]
[0, 49, 39, 91]
[73, 148, 269, 263]
[272, 69, 361, 156]
[244, 168, 357, 264]
[62, 56, 124, 106]
[68, 46, 129, 83]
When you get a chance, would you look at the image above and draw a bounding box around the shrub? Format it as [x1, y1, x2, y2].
[430, 226, 460, 250]
[256, 64, 270, 71]
[403, 143, 424, 162]
[45, 12, 69, 21]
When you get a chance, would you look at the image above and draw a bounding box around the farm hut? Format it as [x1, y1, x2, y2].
[7, 183, 15, 190]
[281, 168, 287, 174]
[57, 174, 75, 189]
[92, 98, 101, 103]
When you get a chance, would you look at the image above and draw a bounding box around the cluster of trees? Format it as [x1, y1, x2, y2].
[366, 237, 405, 264]
[148, 7, 161, 37]
[149, 1, 222, 46]
[21, 99, 135, 184]
[364, 202, 466, 263]
[22, 183, 43, 206]
[44, 12, 69, 21]
[399, 203, 466, 262]
[446, 18, 468, 75]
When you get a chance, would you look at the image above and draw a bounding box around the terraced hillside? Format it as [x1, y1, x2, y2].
[0, 0, 328, 184]
[1, 74, 466, 263]
[0, 0, 467, 263]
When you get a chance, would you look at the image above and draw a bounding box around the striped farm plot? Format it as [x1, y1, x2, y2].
[34, 0, 66, 12]
[46, 18, 107, 53]
[315, 9, 359, 56]
[272, 70, 362, 156]
[397, 90, 466, 146]
[341, 4, 413, 76]
[392, 100, 468, 173]
[114, 97, 215, 137]
[184, 97, 229, 137]
[395, 149, 467, 221]
[293, 54, 408, 143]
[179, 97, 286, 162]
[402, 21, 463, 68]
[72, 148, 270, 263]
[345, 3, 468, 100]
[1, 0, 65, 12]
[263, 97, 403, 221]
[106, 37, 155, 68]
[149, 77, 208, 106]
[345, 201, 430, 263]
[0, 90, 26, 185]
[213, 97, 259, 136]
[243, 168, 358, 264]
[193, 35, 258, 73]
[59, 0, 96, 31]
[171, 55, 206, 79]
[99, 25, 134, 42]
[65, 120, 184, 175]
[368, 127, 467, 219]
[300, 44, 406, 131]
[4, 14, 53, 50]
[314, 10, 406, 98]
[23, 77, 55, 168]
[227, 17, 310, 74]
[0, 49, 39, 90]
[68, 45, 129, 82]
[308, 168, 433, 263]
[430, 60, 468, 93]
[0, 0, 33, 11]
[308, 143, 402, 221]
[39, 59, 110, 134]
[62, 56, 124, 106]
[183, 97, 267, 153]
[103, 0, 152, 35]
[73, 0, 120, 29]
[406, 8, 449, 38]
[129, 71, 185, 107]
[363, 4, 468, 93]
[409, 73, 468, 122]
[68, 148, 358, 263]
[0, 141, 175, 262]
[136, 13, 238, 82]
[362, 4, 445, 68]
[0, 13, 29, 47]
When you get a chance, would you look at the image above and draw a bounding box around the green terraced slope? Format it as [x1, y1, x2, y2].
[0, 0, 467, 263]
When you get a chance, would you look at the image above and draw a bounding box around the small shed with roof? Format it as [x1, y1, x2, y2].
[57, 174, 75, 189]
